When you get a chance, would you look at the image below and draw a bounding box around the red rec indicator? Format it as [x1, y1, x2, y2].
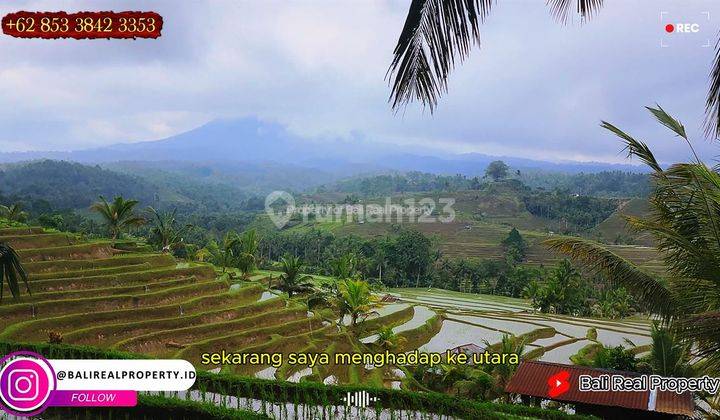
[2, 11, 162, 39]
[665, 24, 675, 33]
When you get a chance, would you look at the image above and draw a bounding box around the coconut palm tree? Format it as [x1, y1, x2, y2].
[90, 196, 145, 240]
[277, 254, 314, 298]
[339, 278, 377, 328]
[486, 334, 525, 402]
[646, 323, 693, 378]
[329, 253, 356, 280]
[390, 1, 720, 137]
[0, 204, 28, 222]
[204, 231, 241, 274]
[236, 229, 259, 279]
[545, 105, 720, 374]
[0, 243, 29, 302]
[147, 207, 192, 254]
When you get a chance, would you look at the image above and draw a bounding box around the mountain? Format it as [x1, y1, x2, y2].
[0, 116, 647, 177]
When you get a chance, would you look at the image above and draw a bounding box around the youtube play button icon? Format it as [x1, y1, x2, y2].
[547, 370, 571, 398]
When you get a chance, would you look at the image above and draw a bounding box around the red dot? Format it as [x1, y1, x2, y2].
[665, 24, 675, 33]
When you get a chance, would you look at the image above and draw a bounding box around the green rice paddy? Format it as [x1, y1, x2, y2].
[391, 288, 653, 364]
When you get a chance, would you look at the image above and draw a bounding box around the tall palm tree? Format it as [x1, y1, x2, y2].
[277, 254, 314, 297]
[390, 1, 720, 137]
[147, 207, 192, 253]
[0, 243, 29, 303]
[236, 229, 259, 279]
[90, 196, 145, 240]
[204, 231, 241, 274]
[545, 105, 720, 374]
[0, 204, 28, 222]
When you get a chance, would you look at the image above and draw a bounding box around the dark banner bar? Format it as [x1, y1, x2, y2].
[2, 11, 162, 39]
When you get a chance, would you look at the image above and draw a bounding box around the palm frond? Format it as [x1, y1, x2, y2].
[547, 0, 604, 24]
[646, 104, 687, 139]
[675, 311, 720, 374]
[630, 163, 720, 279]
[89, 196, 111, 218]
[623, 214, 720, 282]
[388, 0, 493, 112]
[543, 237, 674, 319]
[389, 0, 606, 112]
[669, 277, 720, 315]
[600, 120, 663, 173]
[704, 37, 720, 138]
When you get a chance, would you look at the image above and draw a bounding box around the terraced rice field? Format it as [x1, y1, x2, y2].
[335, 218, 665, 274]
[391, 288, 652, 364]
[1, 224, 656, 397]
[0, 227, 448, 389]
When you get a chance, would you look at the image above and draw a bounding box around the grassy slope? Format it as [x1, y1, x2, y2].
[592, 198, 655, 246]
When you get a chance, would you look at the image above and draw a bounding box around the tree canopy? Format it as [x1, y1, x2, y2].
[484, 161, 509, 182]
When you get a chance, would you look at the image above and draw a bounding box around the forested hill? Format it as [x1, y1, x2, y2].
[0, 160, 157, 210]
[520, 170, 651, 198]
[0, 160, 255, 214]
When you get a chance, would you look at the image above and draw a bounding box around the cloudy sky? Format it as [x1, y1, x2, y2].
[1, 0, 719, 164]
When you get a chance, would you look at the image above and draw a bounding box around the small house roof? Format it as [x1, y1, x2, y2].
[505, 361, 694, 417]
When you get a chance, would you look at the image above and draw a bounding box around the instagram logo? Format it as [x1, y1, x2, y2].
[0, 351, 56, 416]
[9, 369, 40, 401]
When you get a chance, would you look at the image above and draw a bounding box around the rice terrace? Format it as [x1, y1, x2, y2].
[0, 212, 655, 372]
[0, 208, 659, 418]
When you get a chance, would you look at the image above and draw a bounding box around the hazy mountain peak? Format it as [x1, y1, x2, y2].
[0, 115, 645, 175]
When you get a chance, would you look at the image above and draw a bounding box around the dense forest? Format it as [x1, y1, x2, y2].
[0, 160, 263, 213]
[323, 168, 650, 198]
[521, 170, 652, 198]
[522, 191, 619, 229]
[253, 227, 636, 318]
